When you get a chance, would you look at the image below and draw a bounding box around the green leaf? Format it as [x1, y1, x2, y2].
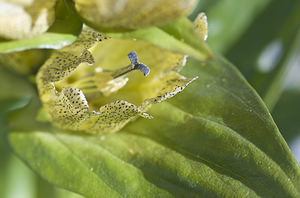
[7, 55, 300, 197]
[0, 67, 36, 198]
[0, 65, 39, 137]
[0, 67, 34, 114]
[0, 97, 31, 115]
[0, 49, 49, 75]
[108, 18, 213, 60]
[0, 0, 82, 53]
[0, 33, 77, 53]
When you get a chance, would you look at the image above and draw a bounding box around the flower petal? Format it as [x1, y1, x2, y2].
[0, 0, 57, 39]
[74, 0, 197, 31]
[37, 27, 195, 133]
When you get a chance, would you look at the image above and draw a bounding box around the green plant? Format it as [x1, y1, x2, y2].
[1, 0, 299, 197]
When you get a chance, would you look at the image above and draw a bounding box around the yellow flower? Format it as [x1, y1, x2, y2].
[37, 27, 198, 133]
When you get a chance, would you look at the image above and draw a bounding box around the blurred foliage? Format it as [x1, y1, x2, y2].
[190, 0, 272, 53]
[74, 0, 197, 31]
[0, 0, 300, 197]
[272, 90, 300, 145]
[0, 0, 82, 53]
[0, 0, 56, 40]
[226, 0, 300, 109]
[0, 49, 49, 74]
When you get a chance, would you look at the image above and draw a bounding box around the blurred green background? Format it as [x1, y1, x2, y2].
[1, 0, 299, 197]
[190, 0, 300, 165]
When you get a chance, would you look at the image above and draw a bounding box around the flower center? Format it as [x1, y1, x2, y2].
[54, 51, 150, 109]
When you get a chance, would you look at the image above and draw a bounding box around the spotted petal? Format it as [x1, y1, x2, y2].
[37, 27, 196, 133]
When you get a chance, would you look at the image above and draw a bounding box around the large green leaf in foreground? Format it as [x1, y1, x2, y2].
[7, 55, 300, 197]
